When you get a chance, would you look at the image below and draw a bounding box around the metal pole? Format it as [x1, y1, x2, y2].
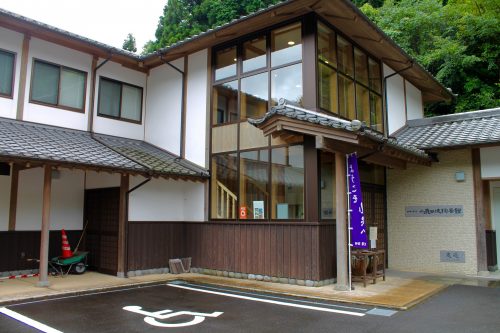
[346, 154, 352, 292]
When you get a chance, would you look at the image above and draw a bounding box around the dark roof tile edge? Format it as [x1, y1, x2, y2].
[407, 107, 500, 127]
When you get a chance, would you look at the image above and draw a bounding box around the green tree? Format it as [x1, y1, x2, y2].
[122, 33, 137, 53]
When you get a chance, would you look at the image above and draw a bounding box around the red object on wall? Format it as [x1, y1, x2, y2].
[239, 206, 247, 219]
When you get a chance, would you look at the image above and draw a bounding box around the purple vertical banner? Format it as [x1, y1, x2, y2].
[347, 153, 368, 249]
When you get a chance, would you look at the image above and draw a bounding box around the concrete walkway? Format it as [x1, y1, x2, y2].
[1, 270, 498, 310]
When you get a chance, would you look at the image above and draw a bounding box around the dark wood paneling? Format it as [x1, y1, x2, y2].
[318, 223, 336, 280]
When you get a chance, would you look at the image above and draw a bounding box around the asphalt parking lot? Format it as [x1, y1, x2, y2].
[0, 281, 498, 332]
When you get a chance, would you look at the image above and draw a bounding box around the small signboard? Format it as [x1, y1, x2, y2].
[440, 250, 465, 263]
[405, 205, 464, 217]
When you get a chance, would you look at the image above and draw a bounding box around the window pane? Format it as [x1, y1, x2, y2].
[354, 48, 368, 86]
[240, 72, 268, 120]
[243, 36, 267, 73]
[368, 58, 382, 93]
[240, 150, 269, 219]
[121, 85, 142, 121]
[318, 62, 338, 114]
[215, 47, 237, 81]
[271, 63, 302, 106]
[271, 145, 304, 219]
[213, 80, 238, 125]
[320, 152, 336, 220]
[211, 153, 238, 219]
[0, 51, 15, 96]
[338, 74, 355, 120]
[356, 84, 370, 125]
[59, 68, 85, 109]
[370, 92, 383, 132]
[337, 36, 353, 77]
[98, 79, 121, 117]
[32, 61, 59, 105]
[271, 22, 302, 67]
[317, 22, 336, 68]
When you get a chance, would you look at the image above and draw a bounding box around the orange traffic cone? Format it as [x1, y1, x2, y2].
[61, 229, 73, 258]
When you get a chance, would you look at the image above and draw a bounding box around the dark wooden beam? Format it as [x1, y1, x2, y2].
[37, 165, 52, 287]
[117, 173, 129, 277]
[8, 164, 19, 231]
[304, 136, 319, 222]
[472, 148, 487, 272]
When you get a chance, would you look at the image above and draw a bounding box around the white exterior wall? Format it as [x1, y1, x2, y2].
[84, 171, 120, 189]
[387, 150, 478, 275]
[16, 168, 84, 231]
[93, 61, 147, 140]
[405, 81, 423, 120]
[145, 59, 183, 154]
[23, 38, 92, 130]
[0, 27, 23, 119]
[0, 174, 11, 231]
[480, 147, 500, 179]
[128, 176, 205, 222]
[384, 64, 406, 135]
[185, 49, 209, 167]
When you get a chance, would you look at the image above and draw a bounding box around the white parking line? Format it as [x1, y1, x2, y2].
[0, 307, 63, 333]
[167, 283, 366, 317]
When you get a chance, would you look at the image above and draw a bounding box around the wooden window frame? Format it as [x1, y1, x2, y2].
[29, 58, 87, 113]
[0, 48, 16, 99]
[97, 76, 143, 124]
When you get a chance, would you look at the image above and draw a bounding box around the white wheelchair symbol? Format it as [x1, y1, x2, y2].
[123, 305, 223, 328]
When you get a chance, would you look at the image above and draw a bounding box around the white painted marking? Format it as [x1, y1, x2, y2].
[123, 305, 223, 328]
[167, 283, 365, 317]
[0, 307, 63, 333]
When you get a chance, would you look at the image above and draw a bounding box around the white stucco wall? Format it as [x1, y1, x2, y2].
[128, 176, 205, 222]
[145, 59, 183, 154]
[387, 150, 478, 275]
[480, 147, 500, 179]
[0, 174, 11, 231]
[23, 37, 92, 130]
[185, 49, 209, 167]
[93, 61, 147, 140]
[84, 171, 120, 189]
[405, 81, 423, 120]
[0, 27, 23, 119]
[16, 168, 84, 231]
[384, 64, 407, 135]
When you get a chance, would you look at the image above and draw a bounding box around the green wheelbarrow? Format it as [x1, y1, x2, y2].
[49, 251, 89, 277]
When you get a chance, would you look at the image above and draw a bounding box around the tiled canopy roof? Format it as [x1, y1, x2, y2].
[248, 103, 428, 159]
[395, 108, 500, 149]
[0, 117, 208, 179]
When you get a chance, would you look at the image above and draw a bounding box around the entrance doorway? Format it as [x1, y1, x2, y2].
[84, 188, 120, 275]
[362, 183, 387, 253]
[491, 183, 500, 271]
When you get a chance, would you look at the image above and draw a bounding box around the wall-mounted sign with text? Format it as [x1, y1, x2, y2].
[405, 205, 464, 217]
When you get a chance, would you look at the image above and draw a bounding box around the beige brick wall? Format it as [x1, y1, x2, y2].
[387, 149, 478, 275]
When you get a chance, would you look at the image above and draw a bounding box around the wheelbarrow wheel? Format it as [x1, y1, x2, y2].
[73, 262, 86, 274]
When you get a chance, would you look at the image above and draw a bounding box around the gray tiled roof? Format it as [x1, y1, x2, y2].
[248, 103, 428, 158]
[0, 117, 208, 178]
[395, 108, 500, 149]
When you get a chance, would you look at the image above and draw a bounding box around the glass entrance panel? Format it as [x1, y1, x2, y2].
[240, 150, 269, 219]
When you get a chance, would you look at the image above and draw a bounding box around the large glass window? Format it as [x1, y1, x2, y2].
[0, 50, 15, 97]
[240, 150, 269, 219]
[215, 46, 237, 81]
[98, 77, 143, 123]
[241, 73, 268, 120]
[271, 22, 302, 67]
[243, 36, 267, 73]
[320, 151, 335, 220]
[213, 80, 238, 125]
[31, 60, 86, 111]
[211, 153, 239, 219]
[271, 63, 302, 106]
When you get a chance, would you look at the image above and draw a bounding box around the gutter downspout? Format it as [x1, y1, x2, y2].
[88, 54, 112, 132]
[383, 62, 413, 138]
[158, 53, 186, 158]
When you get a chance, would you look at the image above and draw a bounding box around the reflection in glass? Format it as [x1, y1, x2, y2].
[354, 48, 368, 86]
[243, 36, 267, 73]
[338, 74, 355, 120]
[356, 84, 370, 125]
[241, 72, 268, 120]
[211, 153, 238, 219]
[320, 152, 336, 220]
[32, 61, 59, 105]
[318, 62, 338, 114]
[317, 22, 337, 68]
[240, 150, 269, 219]
[0, 51, 14, 96]
[60, 69, 85, 110]
[337, 36, 353, 77]
[271, 145, 304, 219]
[271, 23, 302, 67]
[215, 47, 237, 81]
[213, 80, 238, 125]
[368, 58, 382, 93]
[370, 93, 383, 132]
[271, 63, 302, 106]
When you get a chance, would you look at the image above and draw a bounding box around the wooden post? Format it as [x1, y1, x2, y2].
[334, 152, 349, 290]
[8, 164, 19, 231]
[117, 173, 129, 278]
[37, 165, 52, 287]
[304, 136, 319, 222]
[472, 149, 487, 272]
[16, 34, 30, 120]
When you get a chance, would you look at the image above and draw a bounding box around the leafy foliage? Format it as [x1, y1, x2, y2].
[122, 33, 137, 53]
